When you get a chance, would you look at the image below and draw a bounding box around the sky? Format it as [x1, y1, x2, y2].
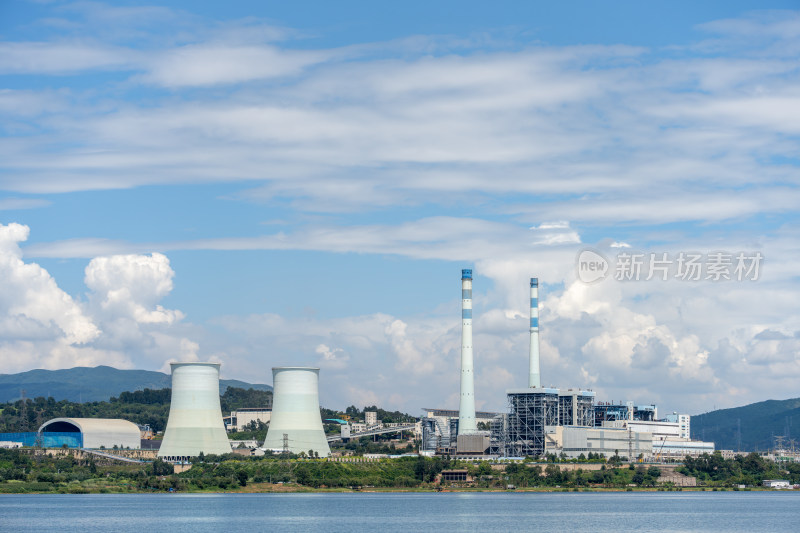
[1, 0, 799, 416]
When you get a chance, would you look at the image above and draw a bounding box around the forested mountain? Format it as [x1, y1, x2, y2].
[0, 366, 271, 403]
[691, 397, 800, 451]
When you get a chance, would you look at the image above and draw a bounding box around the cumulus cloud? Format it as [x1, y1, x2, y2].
[386, 319, 434, 375]
[0, 223, 99, 346]
[0, 223, 110, 371]
[315, 343, 350, 370]
[85, 253, 183, 324]
[0, 223, 202, 374]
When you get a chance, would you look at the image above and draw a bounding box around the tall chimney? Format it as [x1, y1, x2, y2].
[459, 268, 477, 435]
[529, 277, 541, 388]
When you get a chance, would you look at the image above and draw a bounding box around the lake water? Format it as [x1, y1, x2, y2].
[1, 492, 798, 532]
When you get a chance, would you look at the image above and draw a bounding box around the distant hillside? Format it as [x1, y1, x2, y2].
[0, 366, 271, 403]
[692, 397, 800, 452]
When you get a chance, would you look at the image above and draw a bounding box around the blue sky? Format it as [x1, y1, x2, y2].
[1, 0, 799, 415]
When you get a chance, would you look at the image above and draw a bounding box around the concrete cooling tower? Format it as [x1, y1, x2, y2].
[158, 362, 232, 460]
[262, 367, 331, 457]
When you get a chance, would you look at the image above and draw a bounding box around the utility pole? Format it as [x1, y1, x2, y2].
[628, 427, 634, 463]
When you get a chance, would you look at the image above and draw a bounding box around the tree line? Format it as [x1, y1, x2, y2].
[0, 387, 273, 434]
[2, 449, 799, 494]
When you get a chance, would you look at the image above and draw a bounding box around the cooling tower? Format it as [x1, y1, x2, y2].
[262, 367, 331, 457]
[458, 269, 478, 435]
[158, 362, 232, 459]
[529, 277, 541, 388]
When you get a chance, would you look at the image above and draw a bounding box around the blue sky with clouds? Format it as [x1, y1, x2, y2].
[1, 0, 799, 415]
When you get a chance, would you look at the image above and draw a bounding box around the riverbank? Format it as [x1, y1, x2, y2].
[2, 447, 797, 494]
[0, 479, 779, 495]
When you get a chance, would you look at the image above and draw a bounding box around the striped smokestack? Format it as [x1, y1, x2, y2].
[529, 277, 541, 388]
[458, 268, 477, 435]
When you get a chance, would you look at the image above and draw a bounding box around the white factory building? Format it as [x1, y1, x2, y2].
[224, 408, 272, 432]
[545, 425, 653, 459]
[38, 418, 141, 450]
[546, 417, 714, 461]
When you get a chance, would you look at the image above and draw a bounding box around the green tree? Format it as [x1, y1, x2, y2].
[151, 458, 174, 476]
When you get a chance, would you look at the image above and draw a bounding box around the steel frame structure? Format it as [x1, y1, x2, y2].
[506, 389, 559, 457]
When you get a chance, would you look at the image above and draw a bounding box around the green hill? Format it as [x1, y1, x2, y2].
[691, 397, 800, 452]
[0, 365, 271, 403]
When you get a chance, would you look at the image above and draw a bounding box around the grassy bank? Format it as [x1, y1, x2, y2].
[1, 448, 797, 494]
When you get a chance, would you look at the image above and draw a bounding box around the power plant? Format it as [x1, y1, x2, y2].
[2, 267, 717, 464]
[158, 362, 232, 461]
[262, 367, 331, 457]
[418, 269, 714, 461]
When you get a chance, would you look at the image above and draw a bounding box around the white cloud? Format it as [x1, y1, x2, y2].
[138, 45, 331, 87]
[84, 253, 183, 324]
[315, 343, 350, 370]
[530, 221, 581, 246]
[0, 223, 99, 345]
[0, 223, 110, 372]
[0, 223, 202, 374]
[0, 41, 136, 74]
[1, 18, 797, 232]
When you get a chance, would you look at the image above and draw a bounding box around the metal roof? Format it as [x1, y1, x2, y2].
[38, 418, 141, 449]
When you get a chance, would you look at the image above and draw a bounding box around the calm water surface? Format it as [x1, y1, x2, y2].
[1, 492, 798, 532]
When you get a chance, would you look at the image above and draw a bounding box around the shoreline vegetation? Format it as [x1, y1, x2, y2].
[1, 448, 798, 495]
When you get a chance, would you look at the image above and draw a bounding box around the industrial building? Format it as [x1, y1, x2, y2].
[663, 413, 691, 440]
[158, 362, 232, 461]
[38, 418, 141, 449]
[262, 367, 331, 457]
[224, 407, 272, 432]
[420, 407, 499, 451]
[0, 418, 141, 450]
[545, 425, 653, 459]
[502, 387, 596, 457]
[594, 402, 657, 425]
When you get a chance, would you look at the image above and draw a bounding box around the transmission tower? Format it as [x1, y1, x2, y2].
[19, 389, 29, 431]
[736, 418, 742, 452]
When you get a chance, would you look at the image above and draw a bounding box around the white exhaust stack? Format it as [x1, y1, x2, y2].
[158, 362, 232, 460]
[529, 277, 541, 388]
[458, 268, 478, 435]
[262, 367, 331, 457]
